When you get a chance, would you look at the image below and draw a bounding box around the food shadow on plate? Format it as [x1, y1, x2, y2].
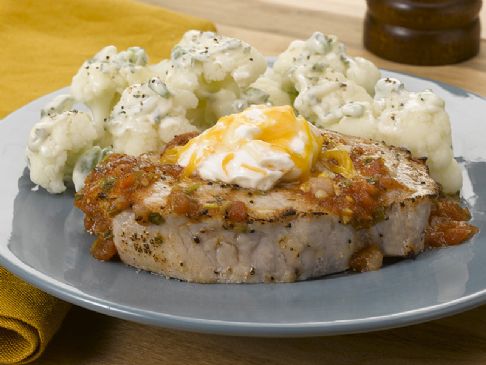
[9, 168, 122, 292]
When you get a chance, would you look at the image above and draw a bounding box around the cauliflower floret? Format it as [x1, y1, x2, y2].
[107, 77, 197, 155]
[158, 60, 200, 112]
[27, 109, 99, 193]
[329, 77, 462, 193]
[202, 83, 284, 122]
[372, 78, 462, 193]
[292, 65, 374, 128]
[40, 94, 76, 117]
[245, 69, 292, 107]
[328, 101, 378, 138]
[158, 115, 199, 144]
[346, 57, 382, 98]
[272, 32, 380, 95]
[71, 46, 152, 133]
[153, 30, 267, 128]
[170, 30, 266, 88]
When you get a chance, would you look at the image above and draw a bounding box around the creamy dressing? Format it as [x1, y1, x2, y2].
[26, 110, 99, 193]
[71, 45, 152, 136]
[108, 77, 197, 156]
[177, 105, 323, 190]
[271, 32, 381, 95]
[27, 31, 463, 195]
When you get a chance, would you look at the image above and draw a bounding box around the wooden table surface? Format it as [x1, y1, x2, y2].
[35, 1, 486, 364]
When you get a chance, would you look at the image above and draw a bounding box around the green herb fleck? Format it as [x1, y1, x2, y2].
[148, 212, 164, 225]
[101, 176, 116, 192]
[184, 183, 201, 194]
[103, 230, 113, 240]
[153, 235, 164, 246]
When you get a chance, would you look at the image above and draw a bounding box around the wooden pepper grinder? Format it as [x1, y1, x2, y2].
[364, 0, 482, 65]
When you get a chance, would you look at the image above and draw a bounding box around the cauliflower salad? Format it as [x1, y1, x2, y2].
[27, 30, 462, 194]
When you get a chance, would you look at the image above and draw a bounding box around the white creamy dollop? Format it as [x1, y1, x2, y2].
[177, 105, 323, 190]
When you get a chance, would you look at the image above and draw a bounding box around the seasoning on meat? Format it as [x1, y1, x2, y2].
[349, 245, 384, 272]
[74, 129, 477, 283]
[425, 198, 478, 247]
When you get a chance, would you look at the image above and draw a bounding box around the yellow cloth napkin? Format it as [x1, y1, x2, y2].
[0, 0, 215, 363]
[0, 268, 70, 364]
[0, 0, 216, 119]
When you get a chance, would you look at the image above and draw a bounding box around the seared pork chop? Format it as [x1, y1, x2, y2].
[75, 129, 445, 283]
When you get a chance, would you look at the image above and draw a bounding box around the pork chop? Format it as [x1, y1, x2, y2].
[75, 130, 440, 283]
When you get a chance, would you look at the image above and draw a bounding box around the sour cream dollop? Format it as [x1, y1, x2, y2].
[177, 105, 323, 190]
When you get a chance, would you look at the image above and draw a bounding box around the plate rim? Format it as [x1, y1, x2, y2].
[1, 70, 485, 337]
[1, 244, 485, 337]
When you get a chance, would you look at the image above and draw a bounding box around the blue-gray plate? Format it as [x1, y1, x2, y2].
[0, 70, 485, 337]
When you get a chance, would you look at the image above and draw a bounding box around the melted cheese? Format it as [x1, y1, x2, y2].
[177, 105, 323, 190]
